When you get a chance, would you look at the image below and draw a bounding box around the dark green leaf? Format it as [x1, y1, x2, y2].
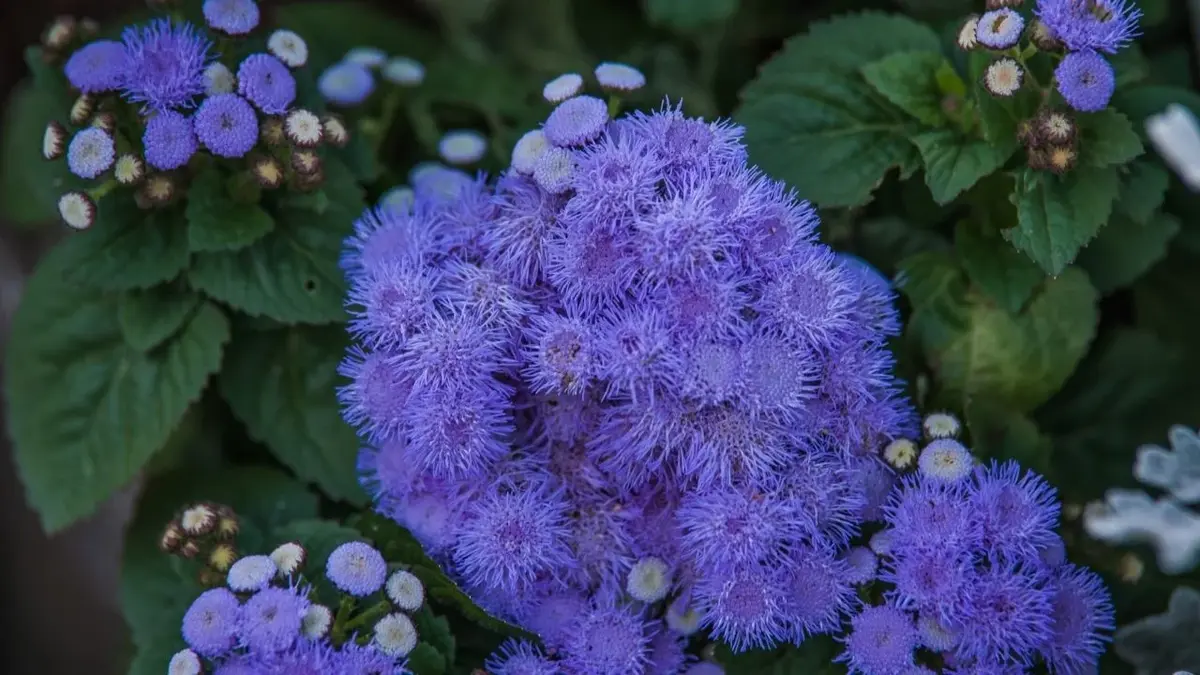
[4, 247, 229, 532]
[220, 325, 366, 504]
[645, 0, 738, 30]
[0, 82, 84, 227]
[189, 159, 363, 324]
[186, 168, 275, 252]
[271, 518, 363, 604]
[718, 634, 842, 675]
[844, 216, 951, 274]
[350, 513, 530, 637]
[1077, 212, 1180, 294]
[407, 644, 448, 675]
[55, 194, 190, 291]
[912, 129, 1014, 204]
[1110, 45, 1151, 88]
[411, 607, 457, 673]
[1113, 85, 1200, 130]
[955, 220, 1044, 314]
[274, 2, 438, 68]
[968, 50, 1039, 146]
[1116, 159, 1170, 225]
[860, 51, 948, 128]
[1005, 165, 1120, 275]
[122, 466, 319, 674]
[118, 284, 203, 352]
[737, 12, 939, 207]
[903, 265, 1099, 413]
[1133, 226, 1200, 349]
[1078, 109, 1144, 168]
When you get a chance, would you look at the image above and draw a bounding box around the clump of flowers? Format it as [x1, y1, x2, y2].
[339, 60, 919, 670]
[854, 416, 1115, 673]
[39, 0, 341, 228]
[958, 0, 1142, 176]
[169, 531, 425, 672]
[1084, 425, 1200, 574]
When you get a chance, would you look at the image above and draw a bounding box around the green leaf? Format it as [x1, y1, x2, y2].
[350, 512, 530, 637]
[968, 50, 1039, 146]
[965, 396, 1054, 477]
[220, 325, 366, 504]
[122, 466, 319, 674]
[408, 607, 457, 675]
[737, 12, 940, 207]
[0, 83, 84, 227]
[903, 266, 1100, 413]
[1133, 226, 1200, 350]
[718, 635, 842, 675]
[407, 644, 448, 675]
[1116, 159, 1170, 224]
[118, 284, 203, 352]
[955, 220, 1044, 314]
[1113, 85, 1200, 130]
[1078, 109, 1144, 168]
[4, 249, 229, 533]
[271, 518, 363, 604]
[185, 168, 275, 252]
[645, 0, 738, 30]
[1005, 165, 1120, 275]
[274, 2, 438, 68]
[54, 194, 190, 291]
[189, 158, 363, 324]
[860, 51, 948, 128]
[1077, 212, 1180, 294]
[912, 129, 1014, 204]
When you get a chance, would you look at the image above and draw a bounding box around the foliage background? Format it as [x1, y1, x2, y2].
[0, 0, 1198, 673]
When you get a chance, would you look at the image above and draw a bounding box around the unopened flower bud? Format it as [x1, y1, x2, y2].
[285, 109, 323, 147]
[983, 57, 1023, 98]
[957, 15, 980, 51]
[43, 121, 66, 160]
[321, 115, 349, 148]
[114, 154, 146, 185]
[140, 173, 176, 206]
[159, 522, 185, 553]
[69, 94, 94, 125]
[291, 148, 322, 175]
[270, 541, 307, 577]
[216, 508, 239, 540]
[180, 503, 218, 536]
[42, 16, 76, 51]
[1034, 109, 1077, 145]
[1045, 144, 1077, 174]
[179, 539, 201, 559]
[250, 154, 285, 189]
[260, 116, 285, 146]
[1029, 19, 1062, 52]
[90, 112, 116, 135]
[208, 543, 238, 572]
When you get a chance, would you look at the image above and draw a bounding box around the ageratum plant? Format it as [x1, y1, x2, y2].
[2, 0, 1200, 673]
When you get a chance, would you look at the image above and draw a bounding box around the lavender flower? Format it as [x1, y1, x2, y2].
[193, 93, 258, 158]
[439, 130, 488, 165]
[976, 8, 1025, 49]
[485, 639, 560, 675]
[1036, 0, 1142, 53]
[66, 128, 114, 178]
[143, 110, 198, 170]
[203, 0, 260, 36]
[64, 40, 128, 93]
[120, 19, 212, 111]
[237, 53, 296, 114]
[838, 604, 917, 674]
[325, 541, 387, 596]
[544, 95, 610, 147]
[1056, 50, 1115, 112]
[595, 62, 646, 92]
[182, 588, 240, 657]
[240, 586, 308, 652]
[561, 600, 652, 675]
[319, 61, 374, 106]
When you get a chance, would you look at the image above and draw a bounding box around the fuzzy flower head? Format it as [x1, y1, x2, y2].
[977, 8, 1025, 49]
[181, 588, 240, 657]
[486, 639, 560, 675]
[67, 128, 114, 179]
[627, 556, 672, 603]
[43, 121, 66, 160]
[267, 30, 308, 68]
[345, 47, 387, 68]
[326, 541, 387, 597]
[319, 61, 374, 105]
[386, 569, 425, 611]
[885, 438, 918, 470]
[194, 93, 259, 158]
[382, 56, 424, 85]
[238, 53, 296, 114]
[227, 554, 277, 592]
[562, 601, 652, 675]
[439, 130, 488, 165]
[203, 62, 236, 96]
[300, 604, 332, 639]
[984, 57, 1024, 97]
[120, 19, 212, 111]
[511, 129, 549, 174]
[1036, 0, 1142, 53]
[918, 439, 974, 483]
[1056, 50, 1115, 112]
[241, 585, 309, 652]
[64, 40, 129, 93]
[922, 412, 961, 439]
[114, 154, 146, 185]
[595, 62, 646, 92]
[373, 612, 418, 657]
[1040, 564, 1114, 673]
[143, 110, 197, 170]
[203, 0, 260, 35]
[168, 649, 201, 675]
[270, 542, 307, 577]
[285, 109, 323, 147]
[58, 191, 95, 229]
[543, 72, 584, 103]
[838, 604, 917, 674]
[544, 95, 610, 147]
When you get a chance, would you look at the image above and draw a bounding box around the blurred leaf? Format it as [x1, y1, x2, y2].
[4, 242, 228, 533]
[1116, 159, 1170, 225]
[644, 0, 739, 31]
[1078, 109, 1145, 168]
[220, 325, 366, 505]
[965, 396, 1054, 477]
[1077, 212, 1180, 294]
[955, 220, 1044, 314]
[0, 85, 84, 226]
[1133, 226, 1200, 350]
[1113, 85, 1200, 131]
[717, 634, 843, 674]
[737, 12, 939, 207]
[274, 2, 439, 67]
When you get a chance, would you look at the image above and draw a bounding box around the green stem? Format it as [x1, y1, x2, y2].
[372, 88, 403, 157]
[330, 596, 356, 645]
[87, 179, 118, 201]
[607, 95, 622, 118]
[342, 600, 392, 636]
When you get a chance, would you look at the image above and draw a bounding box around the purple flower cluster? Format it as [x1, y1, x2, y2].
[1035, 0, 1141, 112]
[339, 86, 917, 670]
[174, 540, 409, 673]
[841, 453, 1115, 673]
